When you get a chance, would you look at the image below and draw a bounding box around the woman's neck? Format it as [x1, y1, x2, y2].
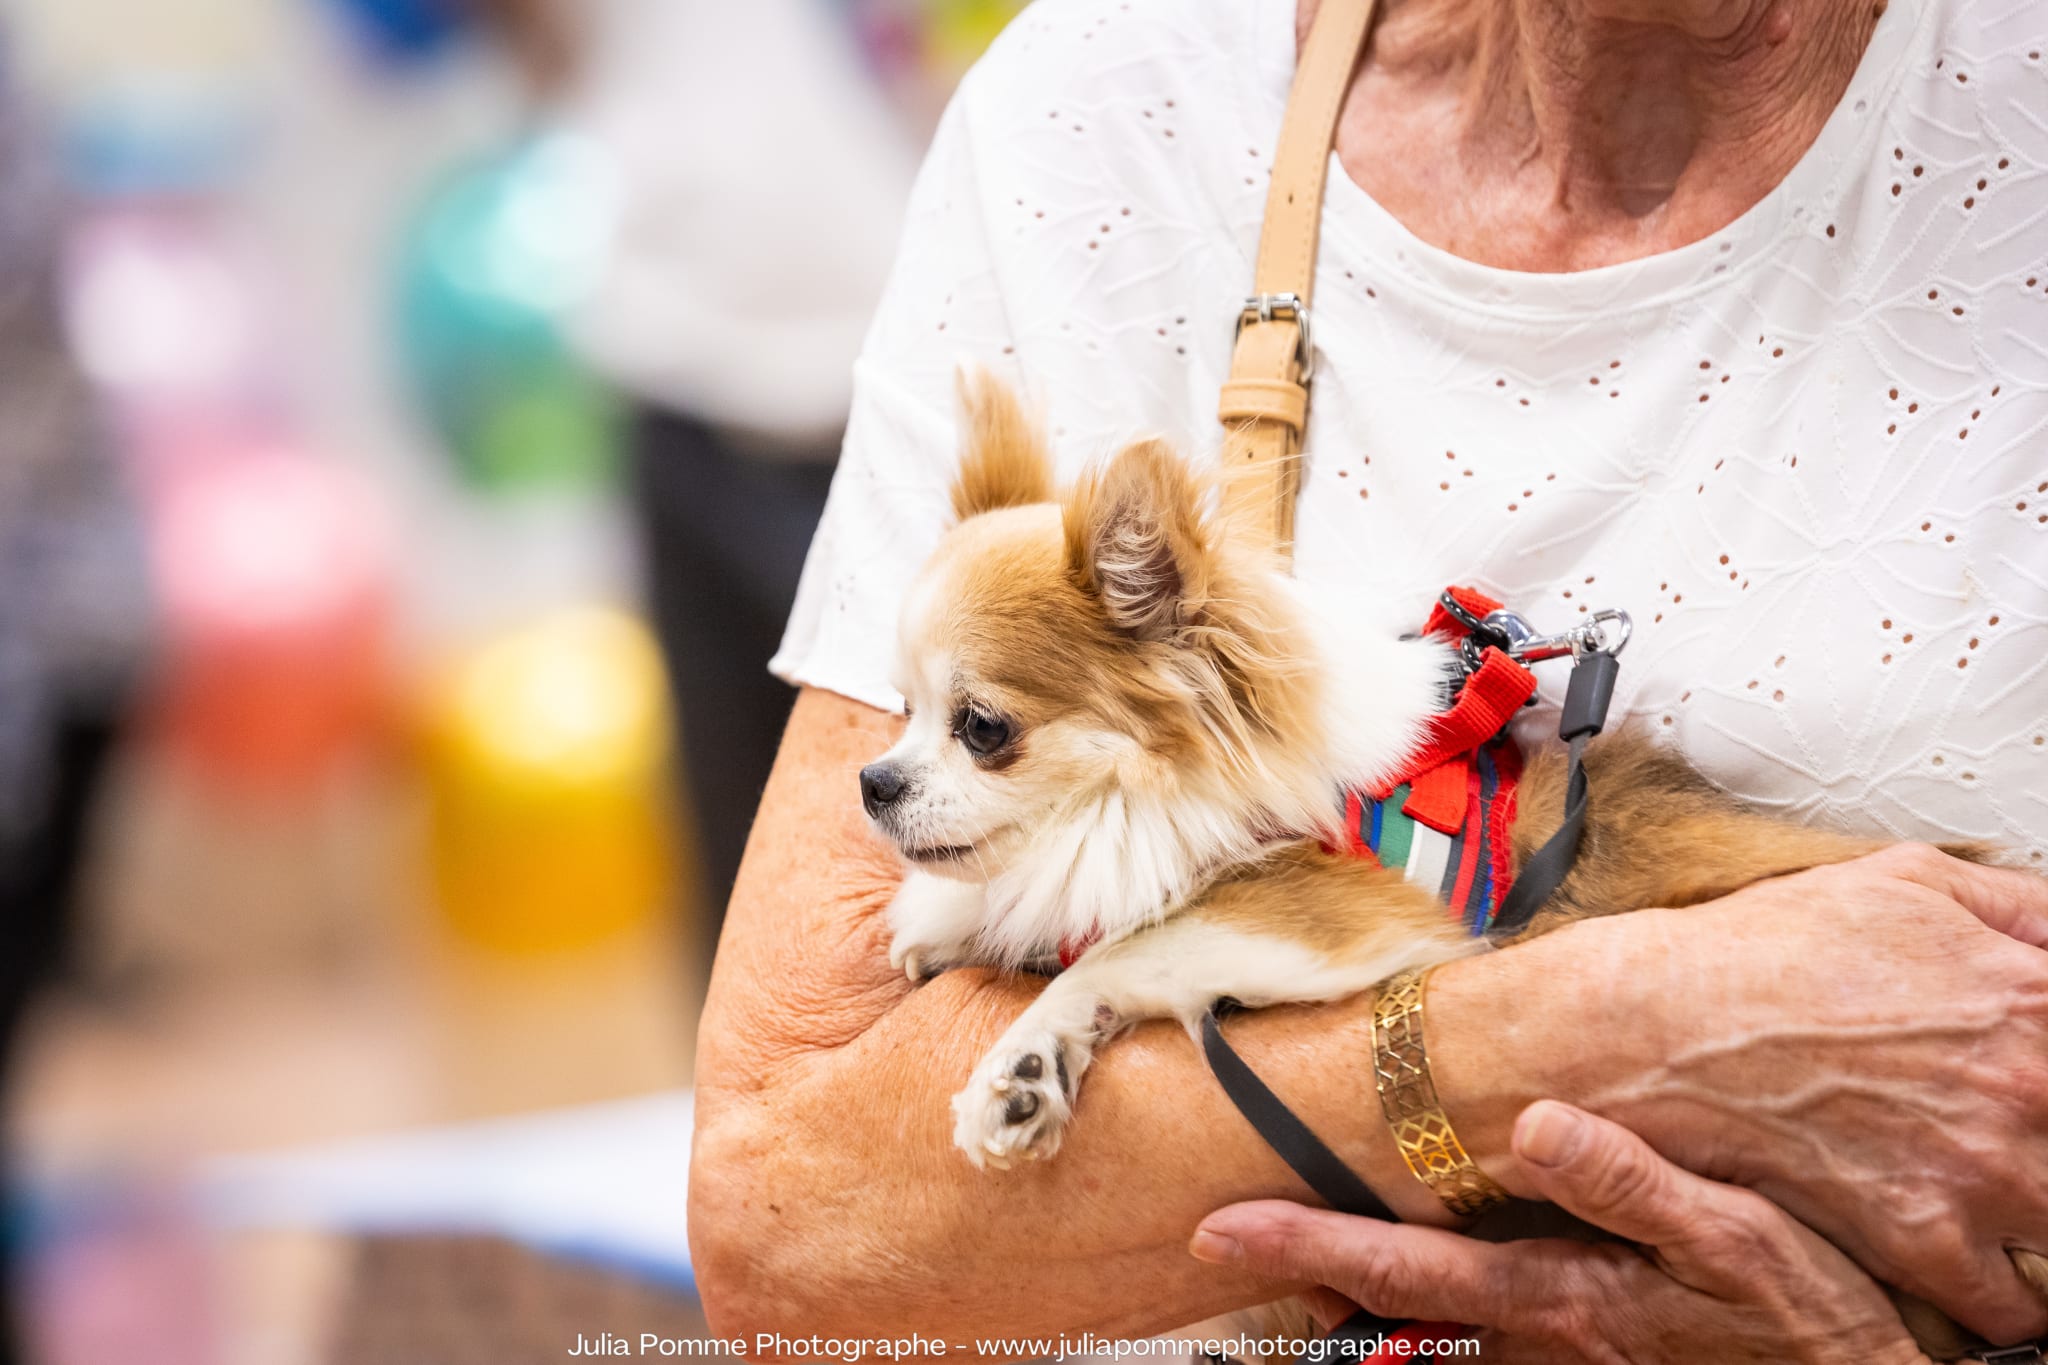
[1308, 0, 1886, 270]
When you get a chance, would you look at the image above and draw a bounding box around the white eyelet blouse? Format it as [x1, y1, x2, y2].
[773, 0, 2048, 863]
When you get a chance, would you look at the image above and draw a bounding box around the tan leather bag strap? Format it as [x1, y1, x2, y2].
[1218, 0, 1376, 558]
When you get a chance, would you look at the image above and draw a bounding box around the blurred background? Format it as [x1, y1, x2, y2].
[0, 0, 1020, 1359]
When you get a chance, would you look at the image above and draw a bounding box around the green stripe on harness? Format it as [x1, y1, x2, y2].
[1376, 783, 1415, 870]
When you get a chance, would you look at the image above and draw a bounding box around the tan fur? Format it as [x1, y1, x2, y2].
[1508, 731, 1885, 927]
[1195, 842, 1465, 961]
[1064, 437, 1216, 638]
[949, 370, 1053, 520]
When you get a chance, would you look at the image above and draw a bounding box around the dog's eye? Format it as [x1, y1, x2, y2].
[954, 709, 1011, 757]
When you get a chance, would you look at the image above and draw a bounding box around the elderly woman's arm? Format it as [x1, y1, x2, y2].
[689, 688, 2048, 1345]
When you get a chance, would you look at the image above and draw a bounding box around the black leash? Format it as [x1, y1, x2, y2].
[1486, 646, 1617, 937]
[1198, 1008, 1399, 1224]
[1199, 1007, 1414, 1356]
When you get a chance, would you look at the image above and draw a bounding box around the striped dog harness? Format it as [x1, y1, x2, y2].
[1059, 585, 1543, 969]
[1336, 586, 1538, 935]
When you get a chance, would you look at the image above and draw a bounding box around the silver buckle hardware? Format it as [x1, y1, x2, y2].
[1436, 590, 1633, 679]
[1480, 606, 1634, 664]
[1236, 292, 1315, 382]
[1974, 1347, 2048, 1364]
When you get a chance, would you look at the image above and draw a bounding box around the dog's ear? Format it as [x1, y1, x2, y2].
[951, 369, 1052, 520]
[1064, 438, 1211, 639]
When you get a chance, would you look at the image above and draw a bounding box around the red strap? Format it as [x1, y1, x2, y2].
[1381, 647, 1535, 829]
[1423, 585, 1504, 639]
[1486, 741, 1523, 908]
[1402, 758, 1469, 835]
[1369, 588, 1537, 833]
[1429, 648, 1536, 755]
[1375, 1322, 1475, 1361]
[1056, 928, 1101, 969]
[1446, 757, 1488, 911]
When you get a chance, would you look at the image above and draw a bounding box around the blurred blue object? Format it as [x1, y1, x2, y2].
[60, 86, 253, 199]
[395, 133, 624, 492]
[322, 0, 473, 66]
[199, 1091, 695, 1289]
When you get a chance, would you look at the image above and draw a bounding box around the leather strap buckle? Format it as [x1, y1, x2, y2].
[1974, 1347, 2047, 1364]
[1236, 292, 1314, 382]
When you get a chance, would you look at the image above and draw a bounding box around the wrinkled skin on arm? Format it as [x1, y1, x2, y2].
[688, 688, 1455, 1341]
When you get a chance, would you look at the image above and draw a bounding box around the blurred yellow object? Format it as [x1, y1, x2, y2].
[925, 0, 1025, 72]
[420, 607, 676, 955]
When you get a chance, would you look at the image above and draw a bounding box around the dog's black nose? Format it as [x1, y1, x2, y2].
[860, 762, 906, 817]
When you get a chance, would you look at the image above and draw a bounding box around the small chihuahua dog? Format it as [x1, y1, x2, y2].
[866, 376, 1874, 1163]
[860, 376, 2043, 1354]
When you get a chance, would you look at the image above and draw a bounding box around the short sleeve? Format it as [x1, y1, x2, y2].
[771, 0, 1273, 710]
[768, 76, 1023, 712]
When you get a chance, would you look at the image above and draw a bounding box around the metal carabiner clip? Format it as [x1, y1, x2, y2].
[1437, 591, 1634, 677]
[1478, 606, 1633, 665]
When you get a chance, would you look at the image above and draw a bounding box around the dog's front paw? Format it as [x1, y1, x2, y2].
[885, 872, 986, 982]
[951, 1033, 1077, 1169]
[888, 930, 966, 983]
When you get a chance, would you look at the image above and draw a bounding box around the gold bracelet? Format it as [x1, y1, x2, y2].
[1371, 967, 1509, 1217]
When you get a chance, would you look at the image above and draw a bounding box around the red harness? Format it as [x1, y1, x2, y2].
[1394, 588, 1535, 825]
[1335, 586, 1537, 934]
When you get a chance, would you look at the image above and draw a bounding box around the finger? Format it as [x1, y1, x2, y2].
[1869, 843, 2048, 949]
[1193, 1200, 1534, 1331]
[1512, 1100, 1796, 1294]
[1893, 1234, 2048, 1347]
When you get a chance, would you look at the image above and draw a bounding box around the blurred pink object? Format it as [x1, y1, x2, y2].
[62, 204, 285, 430]
[25, 1186, 223, 1365]
[143, 450, 395, 792]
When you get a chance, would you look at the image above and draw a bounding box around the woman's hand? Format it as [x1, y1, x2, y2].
[1424, 845, 2048, 1343]
[1194, 1101, 1936, 1365]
